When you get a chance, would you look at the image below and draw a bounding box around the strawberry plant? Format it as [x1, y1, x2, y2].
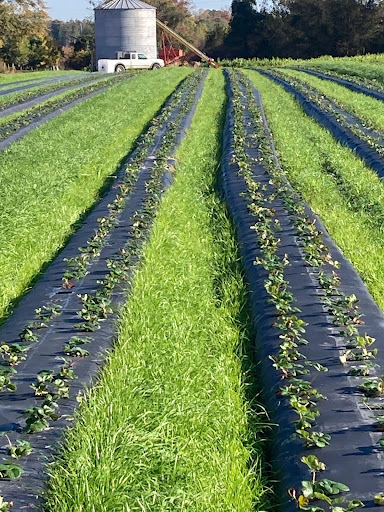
[68, 337, 91, 346]
[32, 369, 72, 399]
[78, 294, 112, 322]
[52, 378, 70, 398]
[348, 364, 376, 377]
[358, 378, 384, 397]
[0, 461, 23, 480]
[58, 360, 77, 380]
[0, 344, 28, 366]
[27, 320, 48, 330]
[63, 344, 89, 358]
[0, 367, 16, 392]
[18, 328, 39, 343]
[22, 403, 59, 433]
[376, 416, 384, 432]
[63, 336, 91, 357]
[63, 255, 89, 282]
[0, 496, 13, 511]
[295, 430, 331, 448]
[73, 320, 100, 332]
[35, 303, 62, 320]
[301, 455, 326, 483]
[8, 440, 32, 460]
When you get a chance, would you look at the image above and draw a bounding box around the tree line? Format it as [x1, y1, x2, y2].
[211, 0, 384, 60]
[0, 0, 61, 70]
[0, 0, 230, 70]
[2, 0, 382, 70]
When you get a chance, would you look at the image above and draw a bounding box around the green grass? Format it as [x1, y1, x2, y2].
[0, 68, 191, 321]
[0, 73, 100, 109]
[219, 52, 384, 70]
[302, 58, 384, 85]
[0, 74, 133, 128]
[278, 68, 384, 131]
[44, 69, 270, 512]
[245, 69, 384, 311]
[0, 70, 85, 84]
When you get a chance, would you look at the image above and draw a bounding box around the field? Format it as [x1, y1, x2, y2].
[1, 58, 384, 512]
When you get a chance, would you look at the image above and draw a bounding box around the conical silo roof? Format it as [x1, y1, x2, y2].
[96, 0, 155, 9]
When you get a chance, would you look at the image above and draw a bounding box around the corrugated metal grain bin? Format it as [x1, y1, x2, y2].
[95, 0, 157, 62]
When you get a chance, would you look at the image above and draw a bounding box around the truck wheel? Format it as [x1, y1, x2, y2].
[115, 64, 125, 73]
[151, 63, 161, 70]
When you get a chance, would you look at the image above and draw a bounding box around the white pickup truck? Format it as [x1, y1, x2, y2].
[98, 52, 165, 73]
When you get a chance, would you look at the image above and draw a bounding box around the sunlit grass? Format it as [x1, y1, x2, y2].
[246, 69, 384, 311]
[0, 73, 101, 109]
[44, 69, 270, 512]
[0, 73, 133, 127]
[0, 70, 85, 85]
[0, 68, 190, 321]
[303, 59, 384, 85]
[279, 68, 384, 131]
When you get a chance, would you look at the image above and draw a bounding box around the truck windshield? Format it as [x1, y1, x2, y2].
[138, 54, 147, 59]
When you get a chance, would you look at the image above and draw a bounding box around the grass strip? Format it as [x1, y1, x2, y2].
[0, 71, 84, 85]
[0, 68, 191, 322]
[0, 73, 102, 110]
[245, 69, 384, 311]
[0, 73, 135, 136]
[303, 59, 384, 86]
[44, 69, 270, 512]
[279, 68, 384, 132]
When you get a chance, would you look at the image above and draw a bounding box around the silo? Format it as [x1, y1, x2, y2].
[95, 0, 157, 63]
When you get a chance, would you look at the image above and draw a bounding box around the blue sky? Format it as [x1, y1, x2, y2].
[45, 0, 230, 21]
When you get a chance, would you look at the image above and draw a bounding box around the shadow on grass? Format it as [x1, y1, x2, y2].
[205, 87, 278, 511]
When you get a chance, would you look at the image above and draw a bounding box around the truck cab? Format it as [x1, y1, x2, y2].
[98, 52, 165, 73]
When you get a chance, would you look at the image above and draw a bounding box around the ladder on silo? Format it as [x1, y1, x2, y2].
[156, 19, 219, 68]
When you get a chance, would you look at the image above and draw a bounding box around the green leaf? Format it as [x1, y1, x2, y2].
[301, 455, 326, 472]
[315, 479, 349, 496]
[346, 500, 364, 511]
[302, 480, 314, 498]
[0, 461, 24, 479]
[313, 492, 332, 504]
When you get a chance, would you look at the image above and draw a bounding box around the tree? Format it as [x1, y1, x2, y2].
[0, 0, 59, 68]
[217, 0, 384, 59]
[221, 0, 258, 58]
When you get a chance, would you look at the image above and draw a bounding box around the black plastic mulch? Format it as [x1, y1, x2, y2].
[0, 74, 90, 98]
[221, 70, 384, 510]
[0, 73, 137, 153]
[0, 71, 207, 510]
[0, 74, 111, 118]
[274, 71, 384, 149]
[258, 69, 384, 179]
[296, 68, 384, 102]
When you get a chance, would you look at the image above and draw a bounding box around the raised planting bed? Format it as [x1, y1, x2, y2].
[0, 70, 207, 510]
[0, 73, 128, 119]
[44, 69, 272, 512]
[221, 69, 384, 511]
[296, 68, 384, 101]
[0, 72, 85, 86]
[259, 69, 384, 179]
[0, 73, 138, 151]
[274, 69, 384, 160]
[0, 68, 191, 324]
[279, 68, 384, 135]
[0, 73, 93, 106]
